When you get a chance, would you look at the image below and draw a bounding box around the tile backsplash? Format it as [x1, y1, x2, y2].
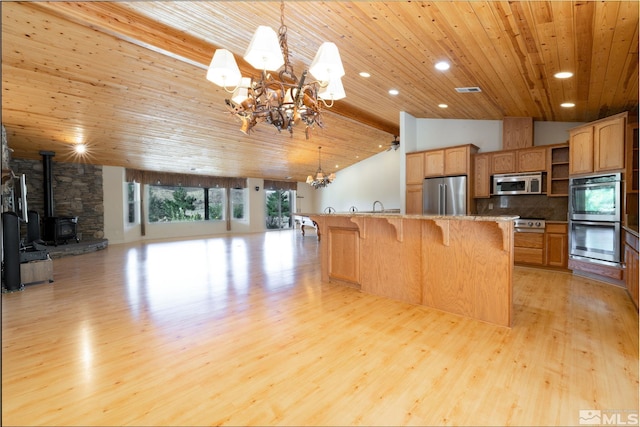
[476, 195, 568, 221]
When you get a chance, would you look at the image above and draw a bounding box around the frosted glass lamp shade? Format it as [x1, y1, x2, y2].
[318, 78, 346, 101]
[243, 26, 284, 71]
[206, 49, 242, 87]
[306, 175, 314, 184]
[309, 42, 345, 82]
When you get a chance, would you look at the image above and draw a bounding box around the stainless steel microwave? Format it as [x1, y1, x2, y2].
[493, 172, 542, 195]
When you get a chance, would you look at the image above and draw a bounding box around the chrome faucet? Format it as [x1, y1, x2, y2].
[372, 200, 384, 212]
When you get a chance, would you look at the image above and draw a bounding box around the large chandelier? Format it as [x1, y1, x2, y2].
[206, 1, 346, 139]
[306, 146, 336, 189]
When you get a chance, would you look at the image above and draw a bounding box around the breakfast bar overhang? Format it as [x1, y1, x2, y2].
[309, 214, 518, 327]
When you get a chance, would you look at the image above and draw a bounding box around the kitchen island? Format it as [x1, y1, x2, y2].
[309, 214, 518, 327]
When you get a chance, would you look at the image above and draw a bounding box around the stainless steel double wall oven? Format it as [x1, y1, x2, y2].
[568, 173, 622, 266]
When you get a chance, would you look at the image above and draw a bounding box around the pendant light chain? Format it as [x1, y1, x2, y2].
[278, 1, 296, 81]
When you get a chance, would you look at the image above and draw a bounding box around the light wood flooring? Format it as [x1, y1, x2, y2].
[2, 230, 638, 426]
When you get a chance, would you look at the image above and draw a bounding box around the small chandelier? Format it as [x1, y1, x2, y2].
[206, 1, 346, 139]
[306, 146, 336, 189]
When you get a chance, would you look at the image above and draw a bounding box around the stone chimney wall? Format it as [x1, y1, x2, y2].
[10, 158, 104, 240]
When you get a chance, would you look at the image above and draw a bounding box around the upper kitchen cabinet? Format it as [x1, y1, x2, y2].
[569, 112, 627, 176]
[625, 115, 638, 230]
[503, 117, 533, 150]
[473, 153, 491, 198]
[517, 147, 547, 172]
[490, 146, 546, 175]
[491, 151, 516, 175]
[422, 144, 479, 177]
[424, 150, 445, 177]
[406, 152, 425, 185]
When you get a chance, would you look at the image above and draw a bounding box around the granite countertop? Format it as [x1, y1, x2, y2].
[309, 213, 519, 222]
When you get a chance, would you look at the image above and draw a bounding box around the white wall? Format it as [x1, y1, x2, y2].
[534, 121, 582, 146]
[317, 148, 402, 213]
[295, 180, 319, 214]
[416, 118, 502, 152]
[103, 166, 128, 244]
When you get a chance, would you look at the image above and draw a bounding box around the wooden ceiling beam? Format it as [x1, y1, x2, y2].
[29, 1, 398, 136]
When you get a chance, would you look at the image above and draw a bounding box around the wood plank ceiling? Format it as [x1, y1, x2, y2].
[2, 1, 638, 182]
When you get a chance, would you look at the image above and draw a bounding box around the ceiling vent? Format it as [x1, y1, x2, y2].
[455, 87, 482, 93]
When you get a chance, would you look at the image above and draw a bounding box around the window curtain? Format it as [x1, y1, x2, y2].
[263, 180, 297, 191]
[125, 169, 247, 189]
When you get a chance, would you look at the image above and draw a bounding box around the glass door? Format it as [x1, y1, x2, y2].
[265, 190, 293, 230]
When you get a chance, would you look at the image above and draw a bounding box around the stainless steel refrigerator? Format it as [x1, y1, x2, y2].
[423, 175, 467, 215]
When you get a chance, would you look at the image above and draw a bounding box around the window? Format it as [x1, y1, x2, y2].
[208, 188, 225, 220]
[146, 185, 243, 223]
[148, 185, 205, 222]
[231, 188, 246, 220]
[126, 182, 140, 224]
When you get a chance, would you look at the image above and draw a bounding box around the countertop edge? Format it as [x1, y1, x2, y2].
[306, 213, 519, 222]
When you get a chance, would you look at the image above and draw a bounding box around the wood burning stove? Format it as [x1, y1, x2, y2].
[43, 216, 79, 245]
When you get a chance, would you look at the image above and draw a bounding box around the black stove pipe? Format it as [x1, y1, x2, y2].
[40, 150, 55, 218]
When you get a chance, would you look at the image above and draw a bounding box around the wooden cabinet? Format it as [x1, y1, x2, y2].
[624, 230, 639, 310]
[517, 146, 546, 172]
[548, 144, 570, 196]
[491, 151, 516, 175]
[406, 152, 424, 185]
[570, 112, 627, 176]
[444, 145, 471, 175]
[627, 121, 639, 193]
[327, 227, 360, 285]
[545, 223, 568, 268]
[569, 127, 593, 175]
[490, 146, 546, 176]
[421, 144, 478, 177]
[594, 115, 626, 171]
[625, 119, 638, 231]
[514, 223, 568, 269]
[514, 232, 544, 265]
[473, 153, 491, 198]
[424, 150, 445, 177]
[503, 117, 533, 150]
[406, 184, 423, 215]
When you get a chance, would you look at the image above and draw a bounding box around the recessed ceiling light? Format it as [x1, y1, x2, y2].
[75, 144, 87, 154]
[554, 71, 573, 79]
[438, 104, 448, 108]
[561, 102, 575, 108]
[435, 61, 450, 71]
[388, 89, 399, 96]
[359, 72, 371, 78]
